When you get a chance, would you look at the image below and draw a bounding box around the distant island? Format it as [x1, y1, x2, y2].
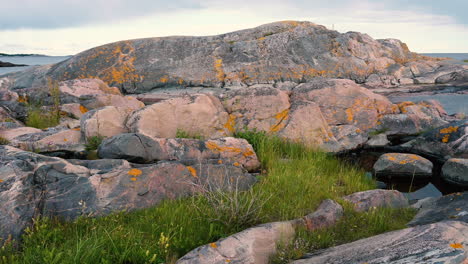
[0, 61, 28, 67]
[0, 53, 47, 57]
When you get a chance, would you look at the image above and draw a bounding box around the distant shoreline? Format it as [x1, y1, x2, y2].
[0, 53, 47, 57]
[0, 61, 28, 67]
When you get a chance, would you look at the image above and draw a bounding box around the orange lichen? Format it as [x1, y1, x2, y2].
[398, 101, 415, 113]
[206, 141, 243, 154]
[210, 243, 217, 248]
[187, 166, 198, 178]
[0, 179, 3, 183]
[17, 95, 28, 104]
[160, 76, 169, 83]
[72, 128, 81, 131]
[442, 134, 450, 143]
[130, 177, 137, 181]
[345, 108, 354, 122]
[450, 243, 463, 249]
[270, 109, 289, 132]
[128, 169, 142, 176]
[63, 138, 68, 142]
[218, 160, 223, 164]
[440, 126, 459, 134]
[224, 114, 236, 133]
[214, 58, 226, 82]
[79, 105, 89, 114]
[233, 162, 240, 167]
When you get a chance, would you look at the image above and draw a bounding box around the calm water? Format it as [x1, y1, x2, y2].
[0, 55, 70, 75]
[389, 93, 468, 115]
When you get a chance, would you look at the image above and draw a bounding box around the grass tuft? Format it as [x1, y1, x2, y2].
[0, 131, 415, 263]
[85, 136, 105, 151]
[0, 137, 10, 145]
[175, 129, 204, 140]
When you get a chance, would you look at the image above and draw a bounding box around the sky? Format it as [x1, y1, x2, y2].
[0, 0, 467, 56]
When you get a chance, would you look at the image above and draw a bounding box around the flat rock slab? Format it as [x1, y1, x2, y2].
[373, 153, 433, 178]
[343, 189, 409, 212]
[292, 221, 468, 264]
[409, 192, 468, 226]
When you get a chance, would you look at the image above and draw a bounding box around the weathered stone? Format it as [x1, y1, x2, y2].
[302, 199, 343, 231]
[127, 94, 230, 139]
[177, 221, 296, 264]
[343, 189, 409, 212]
[373, 153, 433, 178]
[81, 106, 130, 139]
[436, 69, 468, 84]
[330, 125, 367, 150]
[442, 158, 468, 187]
[60, 103, 89, 119]
[366, 134, 390, 147]
[403, 183, 442, 202]
[13, 129, 84, 153]
[409, 192, 468, 226]
[0, 126, 42, 141]
[98, 134, 261, 171]
[220, 87, 290, 133]
[400, 120, 468, 160]
[4, 21, 438, 93]
[58, 78, 121, 101]
[292, 221, 468, 264]
[82, 94, 144, 111]
[278, 101, 339, 151]
[291, 79, 395, 131]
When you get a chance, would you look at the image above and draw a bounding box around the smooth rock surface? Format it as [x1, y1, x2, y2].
[81, 106, 131, 138]
[343, 189, 409, 212]
[409, 192, 468, 226]
[293, 221, 468, 264]
[442, 158, 468, 187]
[373, 153, 433, 178]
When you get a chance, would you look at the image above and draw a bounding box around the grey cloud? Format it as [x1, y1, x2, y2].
[0, 0, 202, 29]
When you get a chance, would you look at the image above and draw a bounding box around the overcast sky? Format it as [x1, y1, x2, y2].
[1, 0, 467, 55]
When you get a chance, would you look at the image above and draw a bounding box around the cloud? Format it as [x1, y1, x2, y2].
[0, 0, 201, 29]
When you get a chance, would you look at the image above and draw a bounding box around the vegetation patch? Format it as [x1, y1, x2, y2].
[175, 129, 204, 140]
[84, 136, 105, 151]
[25, 79, 61, 129]
[0, 131, 414, 263]
[0, 136, 10, 145]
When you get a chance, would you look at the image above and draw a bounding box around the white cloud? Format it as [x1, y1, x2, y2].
[0, 0, 467, 55]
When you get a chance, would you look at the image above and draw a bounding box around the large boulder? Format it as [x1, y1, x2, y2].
[98, 134, 261, 171]
[127, 94, 230, 139]
[0, 145, 257, 241]
[0, 126, 42, 141]
[291, 79, 395, 131]
[343, 189, 409, 212]
[220, 87, 291, 133]
[409, 192, 468, 226]
[442, 158, 468, 187]
[12, 128, 84, 153]
[2, 21, 438, 93]
[373, 153, 433, 178]
[80, 106, 131, 139]
[292, 221, 468, 264]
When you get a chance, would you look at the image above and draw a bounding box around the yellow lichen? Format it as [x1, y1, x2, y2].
[345, 108, 354, 122]
[214, 58, 225, 82]
[440, 126, 459, 134]
[270, 109, 289, 132]
[79, 105, 89, 114]
[210, 243, 217, 248]
[450, 243, 463, 249]
[233, 162, 240, 167]
[224, 114, 236, 133]
[128, 169, 142, 176]
[187, 166, 198, 178]
[442, 134, 450, 143]
[159, 76, 169, 83]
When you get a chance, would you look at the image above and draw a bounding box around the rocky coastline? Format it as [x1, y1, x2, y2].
[0, 21, 466, 263]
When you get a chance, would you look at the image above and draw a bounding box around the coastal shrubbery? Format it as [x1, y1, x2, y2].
[0, 131, 414, 263]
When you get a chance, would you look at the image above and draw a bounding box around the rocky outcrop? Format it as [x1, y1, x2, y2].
[81, 106, 131, 139]
[127, 94, 230, 139]
[0, 61, 27, 67]
[97, 134, 261, 171]
[0, 145, 257, 241]
[442, 158, 468, 187]
[292, 221, 468, 264]
[343, 189, 409, 212]
[373, 153, 433, 178]
[409, 192, 468, 226]
[1, 21, 455, 94]
[400, 120, 468, 161]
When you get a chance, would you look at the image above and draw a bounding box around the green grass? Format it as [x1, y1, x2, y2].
[0, 131, 414, 264]
[463, 59, 468, 63]
[175, 129, 204, 140]
[25, 107, 61, 129]
[85, 136, 105, 151]
[0, 137, 10, 145]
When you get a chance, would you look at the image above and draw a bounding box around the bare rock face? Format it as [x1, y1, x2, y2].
[373, 153, 433, 178]
[442, 158, 468, 187]
[292, 221, 468, 264]
[13, 128, 84, 153]
[126, 94, 230, 139]
[291, 79, 396, 131]
[220, 87, 291, 133]
[97, 134, 261, 171]
[343, 189, 409, 212]
[80, 106, 131, 139]
[2, 21, 436, 93]
[400, 120, 468, 161]
[409, 192, 468, 226]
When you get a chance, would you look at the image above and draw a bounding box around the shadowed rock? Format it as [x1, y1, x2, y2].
[442, 158, 468, 187]
[409, 192, 468, 226]
[373, 153, 433, 178]
[292, 221, 468, 264]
